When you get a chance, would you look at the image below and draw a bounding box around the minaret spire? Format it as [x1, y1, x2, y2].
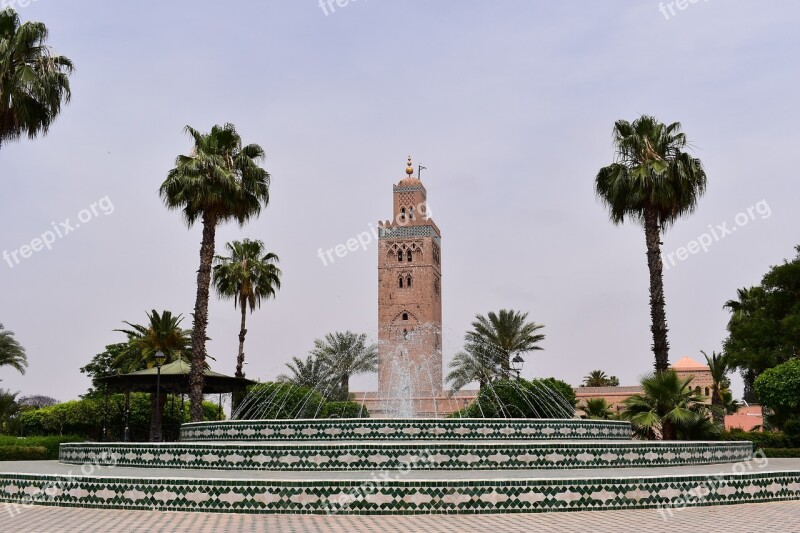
[406, 155, 414, 177]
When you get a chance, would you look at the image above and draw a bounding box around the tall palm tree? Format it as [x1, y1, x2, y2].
[622, 370, 705, 440]
[701, 350, 732, 425]
[0, 323, 27, 374]
[115, 310, 192, 441]
[464, 309, 545, 379]
[723, 286, 764, 321]
[311, 332, 378, 401]
[160, 123, 270, 421]
[446, 342, 500, 393]
[0, 9, 74, 149]
[213, 239, 281, 380]
[595, 115, 707, 373]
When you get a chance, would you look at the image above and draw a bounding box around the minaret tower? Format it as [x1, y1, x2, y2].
[377, 157, 443, 405]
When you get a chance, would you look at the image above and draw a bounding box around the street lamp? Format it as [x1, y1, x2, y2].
[511, 355, 524, 380]
[154, 350, 167, 442]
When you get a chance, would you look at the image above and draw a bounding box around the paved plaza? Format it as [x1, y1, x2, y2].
[0, 500, 798, 532]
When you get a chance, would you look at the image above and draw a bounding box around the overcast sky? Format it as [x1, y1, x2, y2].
[1, 1, 798, 402]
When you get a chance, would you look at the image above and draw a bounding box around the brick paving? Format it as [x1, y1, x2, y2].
[0, 500, 798, 532]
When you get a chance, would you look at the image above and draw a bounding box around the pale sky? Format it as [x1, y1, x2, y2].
[1, 1, 799, 402]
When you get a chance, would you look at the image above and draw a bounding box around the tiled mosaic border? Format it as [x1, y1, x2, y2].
[59, 441, 754, 471]
[0, 470, 797, 515]
[180, 418, 633, 442]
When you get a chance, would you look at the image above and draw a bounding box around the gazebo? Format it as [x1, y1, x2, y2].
[99, 360, 255, 441]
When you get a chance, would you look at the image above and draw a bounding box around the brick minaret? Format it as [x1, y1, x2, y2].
[377, 157, 443, 401]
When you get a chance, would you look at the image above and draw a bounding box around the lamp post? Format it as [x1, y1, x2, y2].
[154, 350, 167, 442]
[511, 355, 524, 380]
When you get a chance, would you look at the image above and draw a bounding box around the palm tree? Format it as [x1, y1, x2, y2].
[115, 310, 192, 441]
[621, 370, 705, 440]
[701, 350, 733, 425]
[0, 9, 74, 149]
[595, 116, 707, 373]
[115, 310, 192, 369]
[277, 355, 329, 391]
[213, 239, 281, 380]
[311, 332, 378, 401]
[581, 398, 614, 420]
[160, 123, 270, 421]
[446, 342, 501, 393]
[723, 286, 764, 321]
[581, 370, 620, 387]
[464, 310, 545, 379]
[0, 324, 27, 374]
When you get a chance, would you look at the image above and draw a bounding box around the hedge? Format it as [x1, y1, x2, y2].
[0, 435, 84, 459]
[760, 448, 800, 458]
[0, 446, 48, 461]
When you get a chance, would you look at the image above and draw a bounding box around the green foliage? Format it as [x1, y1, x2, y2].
[18, 394, 220, 441]
[581, 398, 614, 420]
[237, 382, 326, 419]
[754, 359, 800, 427]
[582, 370, 620, 387]
[622, 371, 708, 440]
[0, 436, 82, 459]
[0, 9, 75, 148]
[319, 401, 369, 419]
[723, 429, 790, 449]
[0, 324, 27, 374]
[451, 379, 575, 419]
[309, 332, 378, 401]
[724, 246, 800, 400]
[0, 446, 47, 461]
[761, 448, 800, 458]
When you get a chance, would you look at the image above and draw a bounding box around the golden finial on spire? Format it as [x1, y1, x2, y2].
[406, 155, 414, 176]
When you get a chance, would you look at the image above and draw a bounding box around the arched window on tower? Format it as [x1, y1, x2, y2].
[402, 329, 409, 340]
[398, 276, 404, 288]
[409, 206, 414, 220]
[397, 250, 403, 262]
[705, 387, 710, 397]
[407, 250, 413, 262]
[406, 275, 412, 288]
[400, 207, 406, 222]
[402, 313, 408, 321]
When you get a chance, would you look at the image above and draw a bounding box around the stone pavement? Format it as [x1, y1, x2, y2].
[0, 500, 798, 532]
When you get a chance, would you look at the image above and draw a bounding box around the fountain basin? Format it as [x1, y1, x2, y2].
[180, 418, 633, 442]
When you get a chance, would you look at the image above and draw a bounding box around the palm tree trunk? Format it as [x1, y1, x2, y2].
[231, 301, 248, 413]
[644, 208, 670, 373]
[661, 419, 676, 440]
[189, 213, 217, 422]
[235, 299, 247, 378]
[711, 388, 724, 425]
[340, 374, 349, 401]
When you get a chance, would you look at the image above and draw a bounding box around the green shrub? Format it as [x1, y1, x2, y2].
[754, 359, 800, 427]
[760, 448, 800, 458]
[319, 401, 369, 419]
[723, 429, 790, 449]
[0, 435, 84, 459]
[0, 446, 48, 461]
[237, 382, 325, 419]
[451, 379, 577, 419]
[18, 394, 221, 442]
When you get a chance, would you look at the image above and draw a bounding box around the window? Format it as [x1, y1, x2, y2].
[397, 250, 403, 262]
[398, 277, 404, 288]
[705, 387, 710, 396]
[407, 250, 413, 262]
[402, 329, 409, 340]
[400, 207, 406, 222]
[406, 275, 412, 288]
[402, 313, 408, 321]
[434, 277, 440, 295]
[409, 206, 414, 220]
